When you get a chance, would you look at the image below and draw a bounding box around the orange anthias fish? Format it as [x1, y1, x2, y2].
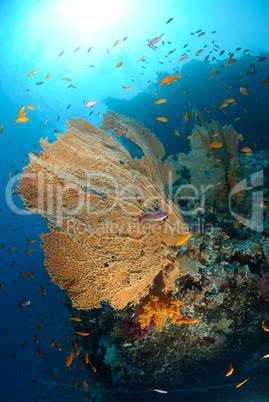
[157, 117, 168, 122]
[241, 147, 252, 153]
[37, 346, 44, 357]
[178, 56, 188, 62]
[210, 141, 223, 148]
[159, 72, 182, 85]
[40, 285, 46, 295]
[175, 129, 180, 136]
[148, 33, 165, 49]
[262, 78, 269, 86]
[175, 232, 193, 246]
[21, 272, 34, 279]
[116, 61, 122, 67]
[65, 352, 73, 368]
[82, 379, 88, 388]
[15, 106, 29, 124]
[90, 361, 97, 372]
[187, 133, 195, 140]
[138, 209, 168, 222]
[154, 99, 167, 104]
[72, 341, 79, 356]
[236, 378, 249, 388]
[178, 317, 200, 324]
[262, 320, 269, 332]
[226, 58, 237, 65]
[184, 112, 190, 123]
[122, 86, 132, 90]
[74, 331, 90, 336]
[113, 39, 121, 47]
[240, 86, 249, 95]
[226, 364, 234, 376]
[196, 49, 203, 55]
[69, 317, 82, 322]
[27, 70, 37, 77]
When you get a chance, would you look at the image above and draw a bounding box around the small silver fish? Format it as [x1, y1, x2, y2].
[85, 100, 96, 108]
[194, 206, 205, 213]
[120, 343, 132, 348]
[148, 389, 168, 394]
[18, 300, 30, 309]
[138, 209, 168, 222]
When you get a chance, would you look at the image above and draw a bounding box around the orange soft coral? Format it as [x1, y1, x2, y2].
[138, 293, 184, 331]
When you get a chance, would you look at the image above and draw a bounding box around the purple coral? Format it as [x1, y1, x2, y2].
[128, 315, 156, 339]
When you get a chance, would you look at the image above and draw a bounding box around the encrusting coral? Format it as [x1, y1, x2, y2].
[17, 111, 198, 310]
[178, 112, 249, 208]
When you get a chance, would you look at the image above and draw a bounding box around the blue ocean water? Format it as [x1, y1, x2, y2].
[0, 0, 269, 401]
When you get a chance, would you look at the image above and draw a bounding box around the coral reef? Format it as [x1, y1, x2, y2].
[15, 108, 269, 396]
[17, 111, 200, 310]
[29, 112, 268, 395]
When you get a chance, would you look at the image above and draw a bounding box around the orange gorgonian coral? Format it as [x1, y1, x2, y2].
[17, 111, 198, 310]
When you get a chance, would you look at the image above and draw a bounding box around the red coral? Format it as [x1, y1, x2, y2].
[128, 315, 156, 339]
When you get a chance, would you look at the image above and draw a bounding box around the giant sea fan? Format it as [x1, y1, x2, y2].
[17, 111, 199, 310]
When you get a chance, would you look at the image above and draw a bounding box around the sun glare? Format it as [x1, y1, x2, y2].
[62, 0, 126, 33]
